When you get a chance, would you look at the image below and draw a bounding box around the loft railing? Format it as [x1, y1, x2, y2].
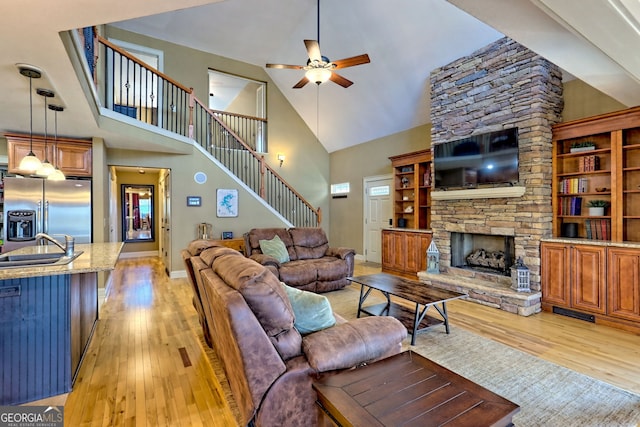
[90, 32, 320, 226]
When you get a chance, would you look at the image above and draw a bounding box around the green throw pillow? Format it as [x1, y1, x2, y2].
[259, 235, 290, 263]
[281, 282, 336, 335]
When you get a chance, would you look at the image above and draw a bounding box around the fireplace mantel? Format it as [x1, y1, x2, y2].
[431, 186, 526, 200]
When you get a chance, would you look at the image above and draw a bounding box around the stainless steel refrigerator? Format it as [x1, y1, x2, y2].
[3, 177, 92, 252]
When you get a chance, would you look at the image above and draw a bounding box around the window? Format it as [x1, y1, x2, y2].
[370, 185, 390, 196]
[331, 182, 350, 195]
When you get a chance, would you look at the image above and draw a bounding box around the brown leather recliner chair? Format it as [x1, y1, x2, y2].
[244, 227, 355, 293]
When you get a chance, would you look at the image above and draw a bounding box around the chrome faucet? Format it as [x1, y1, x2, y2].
[35, 233, 75, 257]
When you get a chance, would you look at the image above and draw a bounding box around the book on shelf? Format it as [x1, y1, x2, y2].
[560, 177, 588, 194]
[560, 196, 582, 216]
[586, 219, 611, 240]
[578, 155, 600, 172]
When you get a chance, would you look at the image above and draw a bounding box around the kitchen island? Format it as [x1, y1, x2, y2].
[0, 242, 123, 405]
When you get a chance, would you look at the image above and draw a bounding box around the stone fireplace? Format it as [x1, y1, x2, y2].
[450, 232, 515, 276]
[417, 37, 564, 316]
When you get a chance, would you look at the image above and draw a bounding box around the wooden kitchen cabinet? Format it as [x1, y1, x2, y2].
[570, 244, 606, 314]
[382, 229, 432, 277]
[55, 141, 93, 177]
[607, 247, 640, 323]
[541, 242, 606, 315]
[540, 242, 570, 307]
[7, 138, 53, 170]
[6, 133, 92, 177]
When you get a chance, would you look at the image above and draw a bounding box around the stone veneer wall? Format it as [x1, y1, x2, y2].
[429, 37, 563, 292]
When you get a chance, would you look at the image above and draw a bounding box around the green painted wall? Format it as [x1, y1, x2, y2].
[329, 124, 431, 253]
[562, 79, 627, 122]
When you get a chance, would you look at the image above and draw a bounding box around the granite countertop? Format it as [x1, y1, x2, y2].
[383, 228, 433, 233]
[541, 237, 640, 249]
[0, 242, 124, 280]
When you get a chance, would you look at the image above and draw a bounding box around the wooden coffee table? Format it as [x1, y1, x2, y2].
[313, 350, 520, 427]
[348, 273, 465, 345]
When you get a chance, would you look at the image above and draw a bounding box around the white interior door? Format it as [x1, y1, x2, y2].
[161, 169, 172, 276]
[364, 175, 393, 263]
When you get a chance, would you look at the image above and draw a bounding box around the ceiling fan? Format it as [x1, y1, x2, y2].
[266, 0, 370, 88]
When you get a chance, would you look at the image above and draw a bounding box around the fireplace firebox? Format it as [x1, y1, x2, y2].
[450, 232, 515, 276]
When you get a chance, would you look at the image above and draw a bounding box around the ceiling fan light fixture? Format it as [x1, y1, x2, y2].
[305, 67, 332, 85]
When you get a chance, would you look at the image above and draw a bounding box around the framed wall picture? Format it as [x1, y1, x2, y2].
[216, 189, 238, 217]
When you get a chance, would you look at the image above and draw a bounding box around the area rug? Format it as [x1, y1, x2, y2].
[186, 280, 640, 427]
[326, 288, 640, 427]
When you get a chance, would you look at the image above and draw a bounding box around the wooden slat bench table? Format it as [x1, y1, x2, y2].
[348, 273, 466, 345]
[313, 351, 520, 427]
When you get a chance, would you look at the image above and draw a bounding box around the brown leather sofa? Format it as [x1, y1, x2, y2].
[182, 240, 407, 427]
[244, 227, 355, 293]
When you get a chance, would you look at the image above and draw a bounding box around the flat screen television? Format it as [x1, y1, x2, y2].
[433, 128, 519, 189]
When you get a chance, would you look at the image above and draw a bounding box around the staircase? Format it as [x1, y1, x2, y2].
[80, 28, 320, 227]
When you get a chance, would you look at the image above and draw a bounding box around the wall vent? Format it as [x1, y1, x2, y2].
[552, 306, 595, 323]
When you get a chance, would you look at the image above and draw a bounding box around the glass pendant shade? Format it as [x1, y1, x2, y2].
[48, 168, 66, 181]
[19, 152, 42, 172]
[305, 67, 331, 84]
[36, 160, 56, 176]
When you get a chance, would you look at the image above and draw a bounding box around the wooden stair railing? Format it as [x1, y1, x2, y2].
[90, 31, 320, 226]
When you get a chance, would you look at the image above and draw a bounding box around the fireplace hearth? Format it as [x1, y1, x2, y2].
[450, 232, 515, 276]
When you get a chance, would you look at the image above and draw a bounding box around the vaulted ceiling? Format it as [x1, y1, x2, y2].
[2, 0, 640, 153]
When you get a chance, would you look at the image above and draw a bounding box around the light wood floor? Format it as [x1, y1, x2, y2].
[39, 258, 639, 426]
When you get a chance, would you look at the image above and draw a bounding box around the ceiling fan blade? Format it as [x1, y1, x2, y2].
[293, 76, 310, 89]
[329, 72, 353, 88]
[332, 54, 371, 69]
[304, 40, 322, 62]
[266, 63, 304, 70]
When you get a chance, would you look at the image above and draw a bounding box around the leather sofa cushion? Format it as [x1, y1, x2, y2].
[200, 245, 243, 267]
[302, 316, 407, 373]
[313, 258, 350, 281]
[211, 251, 302, 360]
[278, 260, 318, 287]
[187, 239, 221, 256]
[290, 227, 329, 260]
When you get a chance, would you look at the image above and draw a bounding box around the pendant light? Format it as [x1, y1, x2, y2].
[18, 66, 43, 172]
[35, 88, 56, 177]
[47, 104, 66, 181]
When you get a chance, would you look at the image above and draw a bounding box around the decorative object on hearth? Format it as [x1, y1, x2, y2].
[511, 257, 530, 292]
[427, 240, 440, 274]
[265, 0, 370, 88]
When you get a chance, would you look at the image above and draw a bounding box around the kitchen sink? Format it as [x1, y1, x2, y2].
[0, 251, 84, 268]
